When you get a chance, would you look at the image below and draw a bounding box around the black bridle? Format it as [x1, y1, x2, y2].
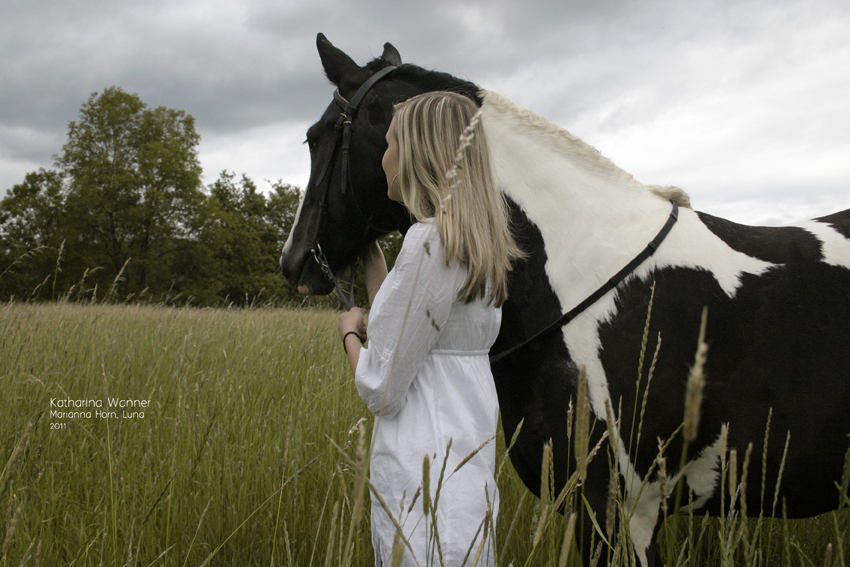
[303, 65, 679, 361]
[305, 64, 397, 309]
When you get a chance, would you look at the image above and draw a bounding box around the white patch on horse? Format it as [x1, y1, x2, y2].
[681, 435, 724, 510]
[615, 438, 662, 567]
[282, 190, 307, 256]
[480, 90, 774, 417]
[794, 220, 850, 269]
[481, 91, 756, 567]
[608, 414, 724, 566]
[616, 433, 723, 567]
[625, 479, 662, 567]
[645, 209, 775, 297]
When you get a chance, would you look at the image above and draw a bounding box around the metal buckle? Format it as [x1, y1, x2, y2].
[311, 243, 359, 310]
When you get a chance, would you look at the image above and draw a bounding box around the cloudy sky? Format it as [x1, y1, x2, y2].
[2, 0, 848, 226]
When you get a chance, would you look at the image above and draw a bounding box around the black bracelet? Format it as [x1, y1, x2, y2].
[342, 331, 364, 354]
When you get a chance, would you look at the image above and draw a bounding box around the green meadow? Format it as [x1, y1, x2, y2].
[1, 302, 847, 566]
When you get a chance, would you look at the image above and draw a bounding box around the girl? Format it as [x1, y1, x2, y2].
[338, 91, 522, 567]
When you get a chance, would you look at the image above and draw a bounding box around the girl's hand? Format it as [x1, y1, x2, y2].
[338, 307, 367, 342]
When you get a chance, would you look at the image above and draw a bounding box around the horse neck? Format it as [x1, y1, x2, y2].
[481, 92, 673, 309]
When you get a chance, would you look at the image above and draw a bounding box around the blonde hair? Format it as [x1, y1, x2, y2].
[393, 91, 524, 307]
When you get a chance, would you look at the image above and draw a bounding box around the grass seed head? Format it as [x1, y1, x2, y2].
[1, 423, 32, 499]
[407, 486, 421, 516]
[729, 449, 738, 499]
[741, 442, 753, 517]
[683, 306, 709, 442]
[604, 398, 618, 459]
[533, 442, 553, 547]
[422, 453, 431, 518]
[557, 513, 577, 567]
[605, 473, 619, 540]
[1, 504, 21, 560]
[575, 367, 590, 482]
[390, 529, 405, 567]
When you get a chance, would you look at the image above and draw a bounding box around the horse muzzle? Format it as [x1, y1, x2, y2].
[280, 244, 335, 296]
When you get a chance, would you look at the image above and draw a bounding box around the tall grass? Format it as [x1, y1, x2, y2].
[1, 302, 848, 566]
[0, 303, 372, 565]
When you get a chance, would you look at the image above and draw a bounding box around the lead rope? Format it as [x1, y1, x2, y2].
[311, 243, 360, 312]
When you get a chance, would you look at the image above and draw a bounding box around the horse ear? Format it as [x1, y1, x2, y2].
[316, 33, 364, 89]
[381, 42, 402, 66]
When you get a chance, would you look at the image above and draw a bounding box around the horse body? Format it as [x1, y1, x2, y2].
[280, 34, 850, 566]
[482, 89, 850, 563]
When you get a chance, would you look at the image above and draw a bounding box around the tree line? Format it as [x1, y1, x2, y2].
[0, 87, 400, 307]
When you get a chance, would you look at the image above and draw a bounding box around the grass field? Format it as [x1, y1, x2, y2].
[0, 302, 847, 566]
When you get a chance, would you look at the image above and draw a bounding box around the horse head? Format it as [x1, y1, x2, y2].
[280, 34, 414, 295]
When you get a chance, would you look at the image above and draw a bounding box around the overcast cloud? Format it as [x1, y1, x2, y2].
[2, 0, 848, 226]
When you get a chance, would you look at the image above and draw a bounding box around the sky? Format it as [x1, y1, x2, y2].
[2, 0, 848, 227]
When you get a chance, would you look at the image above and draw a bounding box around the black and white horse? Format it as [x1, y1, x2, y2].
[281, 34, 850, 566]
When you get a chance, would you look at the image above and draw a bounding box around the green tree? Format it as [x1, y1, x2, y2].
[0, 168, 66, 249]
[0, 87, 314, 306]
[0, 169, 68, 298]
[203, 172, 301, 305]
[55, 87, 206, 297]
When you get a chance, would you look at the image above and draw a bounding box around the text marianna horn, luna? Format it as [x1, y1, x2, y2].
[49, 397, 151, 419]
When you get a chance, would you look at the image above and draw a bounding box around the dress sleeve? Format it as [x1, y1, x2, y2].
[354, 222, 459, 418]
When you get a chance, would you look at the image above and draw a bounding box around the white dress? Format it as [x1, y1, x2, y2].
[355, 220, 501, 567]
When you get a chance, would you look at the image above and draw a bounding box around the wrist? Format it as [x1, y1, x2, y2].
[342, 331, 363, 354]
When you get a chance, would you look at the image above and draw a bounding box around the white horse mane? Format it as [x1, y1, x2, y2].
[481, 90, 692, 209]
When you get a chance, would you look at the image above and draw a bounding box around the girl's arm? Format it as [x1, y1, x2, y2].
[338, 307, 365, 375]
[353, 224, 456, 418]
[337, 241, 388, 375]
[360, 241, 388, 307]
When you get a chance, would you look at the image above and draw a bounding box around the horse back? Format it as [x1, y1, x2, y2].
[605, 207, 850, 518]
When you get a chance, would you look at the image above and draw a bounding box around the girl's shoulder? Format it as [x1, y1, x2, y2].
[402, 219, 439, 248]
[406, 218, 437, 236]
[398, 219, 445, 265]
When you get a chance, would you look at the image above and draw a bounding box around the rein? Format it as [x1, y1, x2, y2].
[312, 244, 359, 310]
[307, 64, 397, 309]
[490, 200, 679, 364]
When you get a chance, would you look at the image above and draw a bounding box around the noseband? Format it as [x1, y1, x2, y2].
[306, 64, 397, 309]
